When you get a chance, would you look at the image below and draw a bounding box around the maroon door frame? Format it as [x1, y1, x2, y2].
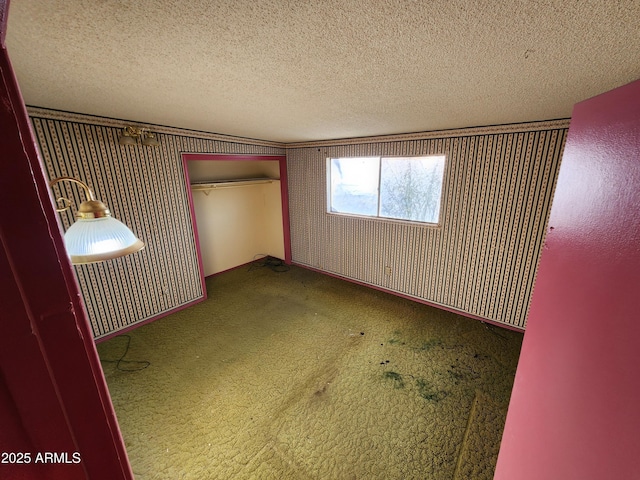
[182, 153, 292, 285]
[0, 2, 134, 479]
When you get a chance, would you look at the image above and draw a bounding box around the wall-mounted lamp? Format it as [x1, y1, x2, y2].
[50, 176, 145, 264]
[118, 126, 160, 147]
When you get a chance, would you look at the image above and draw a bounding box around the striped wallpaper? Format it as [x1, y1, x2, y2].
[286, 120, 569, 329]
[29, 107, 568, 335]
[29, 108, 284, 339]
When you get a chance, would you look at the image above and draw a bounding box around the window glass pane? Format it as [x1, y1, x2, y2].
[379, 155, 445, 223]
[329, 157, 380, 216]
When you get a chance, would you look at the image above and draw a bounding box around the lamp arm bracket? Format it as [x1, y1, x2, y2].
[125, 126, 142, 136]
[50, 176, 97, 212]
[53, 195, 72, 213]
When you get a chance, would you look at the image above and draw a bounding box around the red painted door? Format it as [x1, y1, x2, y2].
[495, 78, 640, 479]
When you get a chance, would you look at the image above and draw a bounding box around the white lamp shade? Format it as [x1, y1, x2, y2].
[64, 216, 145, 264]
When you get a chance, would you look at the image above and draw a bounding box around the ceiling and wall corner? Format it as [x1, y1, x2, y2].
[4, 0, 640, 143]
[3, 2, 639, 478]
[6, 0, 636, 336]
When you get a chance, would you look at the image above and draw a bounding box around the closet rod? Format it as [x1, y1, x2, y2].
[191, 179, 274, 194]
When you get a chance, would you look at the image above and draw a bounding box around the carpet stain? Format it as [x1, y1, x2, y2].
[98, 263, 523, 480]
[415, 378, 449, 403]
[383, 370, 405, 389]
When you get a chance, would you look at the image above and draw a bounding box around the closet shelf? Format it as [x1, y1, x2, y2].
[191, 178, 275, 193]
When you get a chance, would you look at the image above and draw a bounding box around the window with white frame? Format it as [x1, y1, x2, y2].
[327, 155, 446, 224]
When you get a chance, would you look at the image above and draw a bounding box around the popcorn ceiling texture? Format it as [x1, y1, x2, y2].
[98, 264, 522, 479]
[6, 1, 640, 142]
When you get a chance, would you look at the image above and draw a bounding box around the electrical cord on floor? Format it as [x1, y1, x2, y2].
[248, 254, 290, 273]
[100, 335, 150, 372]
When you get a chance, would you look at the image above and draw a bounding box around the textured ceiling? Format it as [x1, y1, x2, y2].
[5, 1, 640, 143]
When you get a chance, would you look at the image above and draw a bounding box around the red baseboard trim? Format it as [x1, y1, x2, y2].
[95, 296, 206, 343]
[96, 256, 292, 343]
[98, 257, 523, 344]
[293, 263, 525, 333]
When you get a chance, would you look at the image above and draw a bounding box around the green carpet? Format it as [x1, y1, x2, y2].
[97, 261, 522, 479]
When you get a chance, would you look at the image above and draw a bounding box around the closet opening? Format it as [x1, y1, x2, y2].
[182, 153, 291, 284]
